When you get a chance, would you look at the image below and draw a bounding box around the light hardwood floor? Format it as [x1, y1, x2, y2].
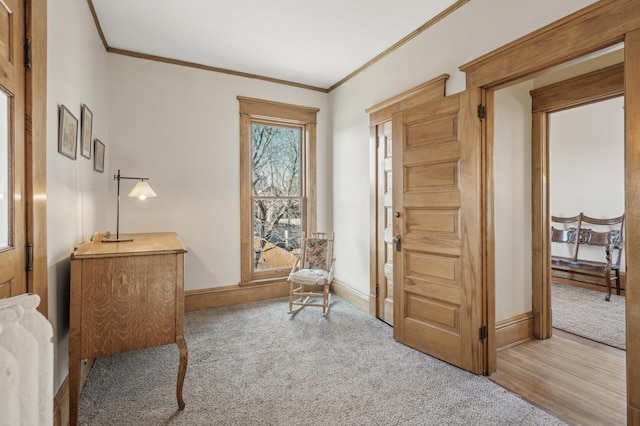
[491, 329, 626, 426]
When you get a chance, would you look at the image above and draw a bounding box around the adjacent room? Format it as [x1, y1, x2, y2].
[489, 46, 627, 425]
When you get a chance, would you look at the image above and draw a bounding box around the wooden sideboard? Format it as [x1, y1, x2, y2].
[68, 232, 188, 425]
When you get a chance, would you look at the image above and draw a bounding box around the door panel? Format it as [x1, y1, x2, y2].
[392, 89, 485, 374]
[0, 0, 26, 298]
[376, 121, 394, 325]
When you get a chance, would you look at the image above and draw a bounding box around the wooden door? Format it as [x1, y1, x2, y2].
[392, 89, 485, 374]
[0, 0, 26, 298]
[376, 120, 394, 324]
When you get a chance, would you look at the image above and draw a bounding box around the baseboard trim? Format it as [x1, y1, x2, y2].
[629, 404, 640, 425]
[331, 278, 369, 312]
[495, 312, 535, 351]
[185, 281, 290, 312]
[54, 376, 69, 426]
[185, 278, 371, 313]
[552, 270, 626, 294]
[55, 358, 94, 425]
[553, 275, 626, 296]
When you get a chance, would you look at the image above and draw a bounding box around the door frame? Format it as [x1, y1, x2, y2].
[25, 0, 48, 316]
[529, 62, 624, 339]
[459, 0, 640, 419]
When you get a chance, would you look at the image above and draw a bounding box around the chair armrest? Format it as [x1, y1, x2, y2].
[605, 244, 614, 272]
[289, 256, 301, 275]
[327, 257, 336, 284]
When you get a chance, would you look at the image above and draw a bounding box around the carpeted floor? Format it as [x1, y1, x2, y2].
[552, 283, 626, 350]
[78, 296, 566, 425]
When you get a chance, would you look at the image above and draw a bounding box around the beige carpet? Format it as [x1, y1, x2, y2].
[552, 283, 626, 350]
[78, 296, 566, 425]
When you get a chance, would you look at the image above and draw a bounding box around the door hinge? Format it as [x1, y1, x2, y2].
[24, 38, 32, 68]
[477, 104, 486, 120]
[479, 324, 487, 341]
[26, 243, 33, 271]
[374, 282, 379, 297]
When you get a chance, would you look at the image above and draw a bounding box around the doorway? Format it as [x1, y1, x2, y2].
[548, 96, 626, 350]
[490, 48, 627, 424]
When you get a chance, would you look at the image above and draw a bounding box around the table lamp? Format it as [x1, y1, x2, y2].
[103, 169, 157, 242]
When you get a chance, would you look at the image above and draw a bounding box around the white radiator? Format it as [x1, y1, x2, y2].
[0, 294, 54, 426]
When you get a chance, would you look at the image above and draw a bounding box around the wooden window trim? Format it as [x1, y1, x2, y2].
[238, 96, 318, 285]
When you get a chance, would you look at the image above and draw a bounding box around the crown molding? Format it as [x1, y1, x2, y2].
[87, 0, 469, 93]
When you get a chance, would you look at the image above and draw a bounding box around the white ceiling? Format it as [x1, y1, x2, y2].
[91, 0, 460, 90]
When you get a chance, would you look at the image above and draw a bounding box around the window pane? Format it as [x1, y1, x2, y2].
[253, 198, 301, 271]
[251, 123, 301, 197]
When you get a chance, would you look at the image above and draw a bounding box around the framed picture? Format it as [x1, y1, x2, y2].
[93, 139, 105, 173]
[80, 104, 93, 159]
[58, 105, 78, 160]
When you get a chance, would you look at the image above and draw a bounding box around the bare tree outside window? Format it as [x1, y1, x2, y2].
[251, 123, 302, 271]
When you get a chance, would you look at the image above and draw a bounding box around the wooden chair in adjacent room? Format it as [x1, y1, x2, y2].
[551, 213, 625, 301]
[551, 213, 583, 263]
[288, 232, 335, 316]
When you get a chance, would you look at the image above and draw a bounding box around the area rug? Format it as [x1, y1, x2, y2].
[78, 296, 566, 425]
[552, 283, 626, 350]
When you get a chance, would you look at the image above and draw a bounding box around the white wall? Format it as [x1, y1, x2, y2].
[329, 0, 597, 296]
[549, 97, 625, 264]
[107, 55, 331, 290]
[494, 82, 533, 321]
[47, 1, 110, 393]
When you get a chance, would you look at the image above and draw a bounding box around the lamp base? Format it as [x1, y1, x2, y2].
[102, 237, 134, 243]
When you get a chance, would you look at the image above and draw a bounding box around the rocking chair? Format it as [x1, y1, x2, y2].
[288, 232, 335, 316]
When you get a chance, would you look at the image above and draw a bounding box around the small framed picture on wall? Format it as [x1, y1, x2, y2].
[93, 139, 105, 172]
[80, 104, 93, 159]
[58, 105, 78, 160]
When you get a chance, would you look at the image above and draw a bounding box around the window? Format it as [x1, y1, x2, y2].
[252, 122, 302, 271]
[238, 97, 318, 284]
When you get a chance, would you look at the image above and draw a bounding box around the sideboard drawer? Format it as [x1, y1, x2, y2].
[78, 254, 177, 358]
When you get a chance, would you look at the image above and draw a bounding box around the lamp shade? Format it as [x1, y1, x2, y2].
[128, 181, 157, 199]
